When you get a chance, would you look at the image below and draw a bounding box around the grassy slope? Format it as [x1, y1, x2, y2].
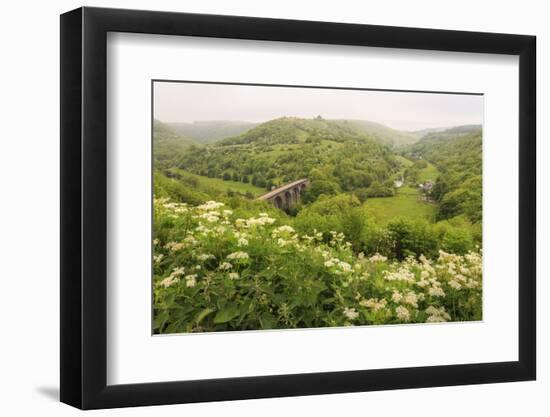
[364, 152, 440, 224]
[417, 161, 440, 183]
[169, 168, 265, 197]
[363, 186, 437, 225]
[168, 121, 258, 144]
[331, 119, 418, 147]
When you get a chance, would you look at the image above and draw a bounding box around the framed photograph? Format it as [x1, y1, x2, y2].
[60, 6, 536, 409]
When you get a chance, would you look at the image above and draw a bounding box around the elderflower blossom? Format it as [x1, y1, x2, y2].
[391, 290, 403, 303]
[425, 306, 451, 322]
[395, 305, 410, 321]
[228, 272, 239, 280]
[171, 267, 185, 276]
[272, 225, 295, 235]
[227, 251, 249, 260]
[368, 253, 388, 263]
[153, 254, 164, 264]
[219, 262, 233, 270]
[428, 286, 446, 297]
[197, 201, 224, 211]
[403, 291, 419, 308]
[185, 274, 197, 288]
[339, 261, 352, 272]
[237, 237, 249, 247]
[383, 267, 415, 283]
[197, 253, 214, 261]
[343, 307, 359, 321]
[165, 241, 185, 252]
[360, 298, 387, 311]
[159, 275, 179, 288]
[448, 279, 462, 290]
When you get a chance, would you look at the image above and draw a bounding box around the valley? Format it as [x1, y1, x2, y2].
[152, 114, 483, 333]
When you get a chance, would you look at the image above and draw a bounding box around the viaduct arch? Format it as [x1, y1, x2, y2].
[257, 178, 309, 209]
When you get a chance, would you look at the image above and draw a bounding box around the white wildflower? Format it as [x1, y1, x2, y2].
[369, 253, 388, 263]
[448, 279, 462, 290]
[197, 201, 224, 211]
[428, 286, 446, 297]
[219, 262, 233, 270]
[339, 261, 352, 272]
[392, 290, 403, 303]
[403, 291, 419, 308]
[185, 274, 197, 288]
[395, 306, 410, 321]
[159, 276, 179, 288]
[227, 251, 249, 260]
[343, 307, 359, 321]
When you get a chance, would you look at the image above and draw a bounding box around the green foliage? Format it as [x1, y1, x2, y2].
[174, 117, 400, 196]
[153, 198, 482, 333]
[387, 218, 438, 260]
[407, 128, 482, 223]
[154, 170, 209, 205]
[365, 181, 395, 197]
[153, 119, 196, 169]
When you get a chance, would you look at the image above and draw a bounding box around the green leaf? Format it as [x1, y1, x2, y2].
[195, 308, 215, 324]
[213, 303, 240, 324]
[260, 312, 276, 329]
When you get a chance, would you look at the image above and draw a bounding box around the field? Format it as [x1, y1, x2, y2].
[417, 161, 440, 183]
[364, 186, 437, 224]
[168, 168, 265, 197]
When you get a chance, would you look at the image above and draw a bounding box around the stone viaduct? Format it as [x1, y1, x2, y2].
[257, 178, 309, 209]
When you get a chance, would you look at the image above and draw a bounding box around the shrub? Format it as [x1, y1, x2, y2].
[153, 197, 482, 333]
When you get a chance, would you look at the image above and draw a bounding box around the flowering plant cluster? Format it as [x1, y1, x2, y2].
[153, 197, 482, 333]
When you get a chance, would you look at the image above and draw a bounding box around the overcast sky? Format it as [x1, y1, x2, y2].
[154, 81, 483, 132]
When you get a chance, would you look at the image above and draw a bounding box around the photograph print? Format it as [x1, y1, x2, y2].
[152, 81, 483, 334]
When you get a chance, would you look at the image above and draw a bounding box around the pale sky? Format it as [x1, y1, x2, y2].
[153, 81, 483, 132]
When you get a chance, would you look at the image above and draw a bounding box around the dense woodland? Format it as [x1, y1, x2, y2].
[152, 116, 483, 333]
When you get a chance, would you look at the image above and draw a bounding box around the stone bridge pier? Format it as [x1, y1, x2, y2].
[257, 178, 309, 209]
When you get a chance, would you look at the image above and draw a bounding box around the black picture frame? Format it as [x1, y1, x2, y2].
[60, 6, 536, 410]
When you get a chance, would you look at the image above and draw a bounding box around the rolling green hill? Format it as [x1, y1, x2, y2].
[153, 119, 197, 168]
[331, 119, 418, 147]
[406, 126, 482, 223]
[167, 120, 258, 144]
[175, 117, 400, 198]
